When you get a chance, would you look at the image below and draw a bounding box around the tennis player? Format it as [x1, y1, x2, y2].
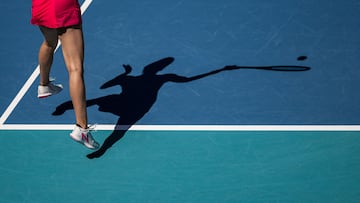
[31, 0, 99, 149]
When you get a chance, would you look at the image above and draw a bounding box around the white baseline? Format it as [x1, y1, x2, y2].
[0, 124, 360, 131]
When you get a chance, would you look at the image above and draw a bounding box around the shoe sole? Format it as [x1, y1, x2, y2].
[38, 93, 52, 98]
[38, 91, 62, 98]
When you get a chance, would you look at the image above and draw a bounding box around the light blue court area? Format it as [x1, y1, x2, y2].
[1, 130, 360, 203]
[1, 0, 360, 202]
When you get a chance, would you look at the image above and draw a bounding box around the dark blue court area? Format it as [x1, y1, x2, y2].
[0, 0, 360, 202]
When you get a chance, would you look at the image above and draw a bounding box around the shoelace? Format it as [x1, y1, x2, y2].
[85, 124, 97, 133]
[81, 124, 98, 146]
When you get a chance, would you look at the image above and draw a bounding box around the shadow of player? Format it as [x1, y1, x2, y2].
[52, 57, 310, 159]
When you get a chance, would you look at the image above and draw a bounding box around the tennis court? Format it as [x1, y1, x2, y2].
[1, 0, 359, 202]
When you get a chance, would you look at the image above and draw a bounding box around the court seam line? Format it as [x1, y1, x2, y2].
[1, 124, 360, 131]
[0, 0, 93, 126]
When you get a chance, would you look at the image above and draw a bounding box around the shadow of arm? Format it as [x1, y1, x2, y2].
[166, 66, 230, 83]
[101, 64, 132, 89]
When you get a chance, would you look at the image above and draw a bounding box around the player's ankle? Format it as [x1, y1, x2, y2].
[76, 123, 87, 129]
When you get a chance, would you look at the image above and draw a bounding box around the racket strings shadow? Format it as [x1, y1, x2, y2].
[52, 57, 311, 159]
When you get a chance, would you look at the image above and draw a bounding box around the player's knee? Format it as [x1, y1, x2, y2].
[67, 64, 84, 75]
[44, 40, 58, 50]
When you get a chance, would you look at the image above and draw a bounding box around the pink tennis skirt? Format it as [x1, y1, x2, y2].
[31, 0, 82, 28]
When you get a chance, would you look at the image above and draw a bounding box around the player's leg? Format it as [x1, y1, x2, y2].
[59, 25, 99, 150]
[58, 26, 87, 128]
[37, 26, 63, 98]
[39, 26, 58, 85]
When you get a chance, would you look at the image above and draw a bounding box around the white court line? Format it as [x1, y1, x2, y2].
[0, 0, 93, 126]
[0, 124, 360, 131]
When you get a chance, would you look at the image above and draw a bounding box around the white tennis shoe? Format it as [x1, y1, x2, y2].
[38, 82, 63, 98]
[70, 125, 99, 150]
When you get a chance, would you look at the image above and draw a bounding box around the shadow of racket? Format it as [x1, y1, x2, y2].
[224, 65, 311, 71]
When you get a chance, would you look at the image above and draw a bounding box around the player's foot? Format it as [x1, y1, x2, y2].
[70, 124, 99, 150]
[38, 82, 63, 98]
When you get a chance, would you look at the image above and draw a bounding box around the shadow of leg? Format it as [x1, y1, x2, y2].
[86, 123, 132, 159]
[86, 129, 126, 159]
[52, 97, 103, 116]
[52, 100, 73, 115]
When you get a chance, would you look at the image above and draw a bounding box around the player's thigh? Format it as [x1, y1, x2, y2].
[39, 26, 58, 48]
[59, 26, 84, 71]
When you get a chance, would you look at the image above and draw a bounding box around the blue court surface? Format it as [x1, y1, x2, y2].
[1, 0, 360, 202]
